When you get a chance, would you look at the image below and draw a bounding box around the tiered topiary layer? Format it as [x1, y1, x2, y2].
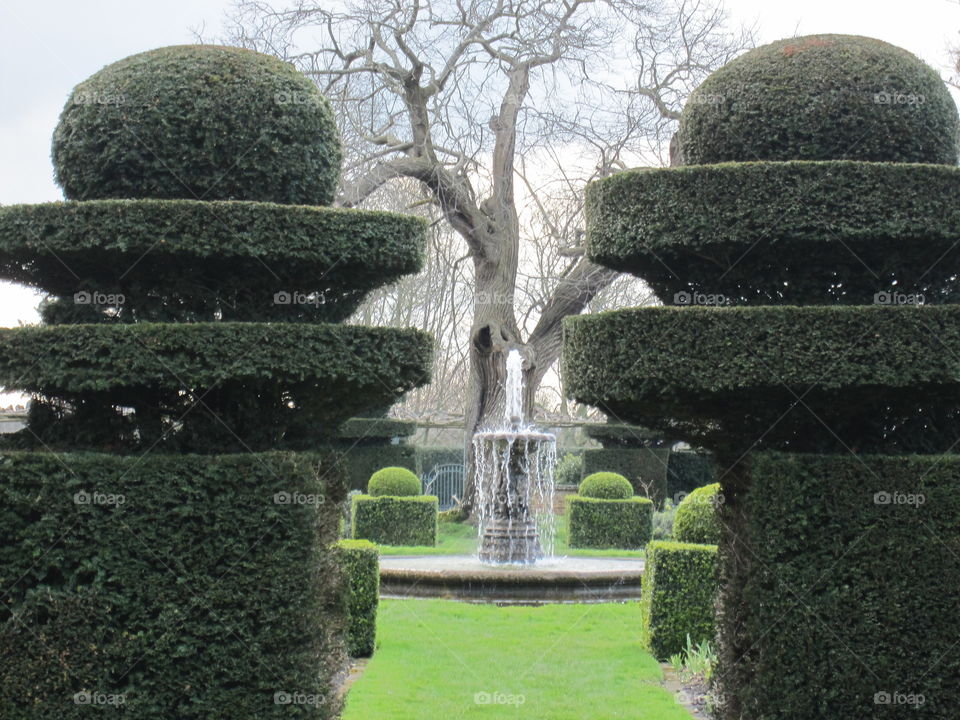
[565, 34, 960, 720]
[0, 44, 430, 720]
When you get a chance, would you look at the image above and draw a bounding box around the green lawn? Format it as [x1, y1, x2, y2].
[376, 519, 646, 558]
[343, 599, 691, 720]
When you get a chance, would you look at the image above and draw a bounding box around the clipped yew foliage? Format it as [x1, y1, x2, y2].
[53, 45, 342, 204]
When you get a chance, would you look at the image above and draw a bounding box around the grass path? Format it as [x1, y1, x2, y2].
[376, 519, 646, 559]
[343, 599, 692, 720]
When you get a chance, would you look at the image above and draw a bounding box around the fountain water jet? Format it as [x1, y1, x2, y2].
[473, 350, 556, 564]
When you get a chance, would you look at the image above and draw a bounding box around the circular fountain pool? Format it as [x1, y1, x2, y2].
[379, 555, 644, 604]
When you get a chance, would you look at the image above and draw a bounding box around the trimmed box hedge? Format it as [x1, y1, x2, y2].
[352, 495, 438, 546]
[585, 161, 960, 305]
[0, 451, 347, 719]
[581, 447, 670, 507]
[567, 496, 653, 549]
[641, 541, 719, 660]
[334, 539, 380, 658]
[717, 453, 960, 720]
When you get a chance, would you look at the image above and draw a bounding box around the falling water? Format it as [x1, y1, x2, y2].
[473, 349, 557, 565]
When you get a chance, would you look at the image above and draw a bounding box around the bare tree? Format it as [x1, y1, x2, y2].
[225, 0, 751, 506]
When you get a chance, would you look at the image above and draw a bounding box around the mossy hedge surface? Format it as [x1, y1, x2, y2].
[0, 324, 431, 453]
[585, 161, 960, 305]
[0, 451, 347, 719]
[351, 495, 438, 547]
[565, 304, 960, 454]
[0, 200, 426, 322]
[333, 539, 379, 658]
[53, 45, 342, 204]
[567, 496, 653, 549]
[718, 453, 960, 719]
[368, 467, 421, 497]
[578, 472, 634, 499]
[677, 35, 959, 165]
[672, 483, 722, 545]
[641, 541, 719, 660]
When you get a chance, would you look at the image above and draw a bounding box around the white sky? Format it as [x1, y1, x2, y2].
[0, 0, 958, 404]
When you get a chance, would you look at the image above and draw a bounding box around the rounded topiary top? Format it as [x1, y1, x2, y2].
[677, 35, 959, 165]
[673, 483, 722, 544]
[578, 472, 634, 499]
[368, 467, 421, 497]
[52, 45, 342, 204]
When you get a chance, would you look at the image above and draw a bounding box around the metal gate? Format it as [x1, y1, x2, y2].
[424, 463, 465, 511]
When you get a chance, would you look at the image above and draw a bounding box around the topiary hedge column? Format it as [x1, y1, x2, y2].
[565, 35, 960, 719]
[0, 45, 431, 719]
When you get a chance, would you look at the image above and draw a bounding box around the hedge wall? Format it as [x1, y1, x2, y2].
[352, 495, 438, 547]
[585, 161, 960, 305]
[583, 422, 666, 448]
[581, 447, 670, 507]
[340, 446, 417, 491]
[416, 446, 464, 479]
[565, 304, 960, 455]
[0, 200, 426, 323]
[0, 324, 431, 452]
[717, 453, 960, 719]
[333, 539, 379, 658]
[336, 417, 416, 443]
[641, 541, 719, 660]
[0, 451, 347, 719]
[666, 451, 715, 503]
[567, 496, 653, 549]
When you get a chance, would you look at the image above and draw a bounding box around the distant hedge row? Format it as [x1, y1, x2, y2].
[0, 451, 347, 719]
[581, 447, 670, 507]
[0, 200, 426, 323]
[585, 161, 960, 305]
[718, 453, 960, 719]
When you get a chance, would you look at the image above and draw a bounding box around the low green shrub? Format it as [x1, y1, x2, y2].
[673, 483, 722, 544]
[641, 540, 719, 660]
[567, 496, 653, 549]
[555, 452, 583, 486]
[652, 498, 677, 541]
[579, 471, 634, 499]
[352, 495, 438, 546]
[0, 451, 347, 719]
[334, 539, 379, 657]
[368, 466, 421, 497]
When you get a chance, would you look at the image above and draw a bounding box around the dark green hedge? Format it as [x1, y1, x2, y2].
[581, 447, 670, 507]
[641, 541, 719, 660]
[583, 422, 667, 448]
[717, 453, 960, 719]
[567, 496, 653, 549]
[585, 161, 960, 305]
[351, 495, 438, 547]
[677, 35, 959, 165]
[416, 447, 464, 479]
[0, 450, 347, 719]
[333, 539, 379, 658]
[340, 446, 418, 491]
[666, 451, 715, 503]
[565, 304, 960, 455]
[336, 417, 417, 443]
[0, 323, 431, 453]
[0, 200, 426, 322]
[53, 45, 342, 205]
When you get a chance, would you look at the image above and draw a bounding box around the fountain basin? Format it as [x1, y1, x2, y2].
[379, 555, 644, 604]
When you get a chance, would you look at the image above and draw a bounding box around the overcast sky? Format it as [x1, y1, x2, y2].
[0, 0, 958, 401]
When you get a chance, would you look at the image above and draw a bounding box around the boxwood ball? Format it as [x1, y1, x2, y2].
[677, 35, 960, 165]
[53, 45, 342, 204]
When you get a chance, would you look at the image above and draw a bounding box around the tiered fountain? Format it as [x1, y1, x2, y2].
[473, 350, 556, 564]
